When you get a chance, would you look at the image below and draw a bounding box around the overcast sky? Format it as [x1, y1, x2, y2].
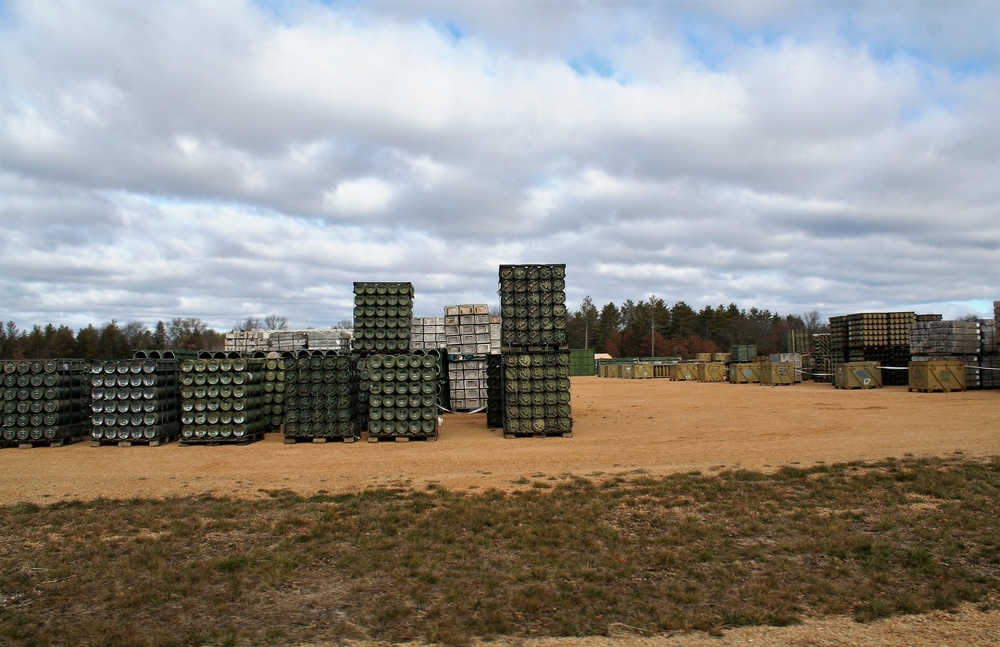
[2, 0, 998, 332]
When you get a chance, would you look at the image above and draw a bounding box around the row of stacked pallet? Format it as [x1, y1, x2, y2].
[353, 282, 438, 441]
[829, 312, 915, 386]
[1, 359, 91, 447]
[495, 264, 572, 437]
[89, 359, 178, 446]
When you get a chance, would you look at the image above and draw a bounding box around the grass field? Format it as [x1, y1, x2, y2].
[2, 455, 999, 646]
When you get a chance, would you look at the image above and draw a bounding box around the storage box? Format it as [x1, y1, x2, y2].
[908, 360, 965, 392]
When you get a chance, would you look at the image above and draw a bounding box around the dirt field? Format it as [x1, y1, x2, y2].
[1, 377, 998, 504]
[3, 376, 999, 644]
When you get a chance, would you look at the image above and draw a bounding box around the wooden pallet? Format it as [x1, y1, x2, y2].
[366, 433, 438, 443]
[15, 436, 83, 448]
[284, 435, 357, 444]
[503, 431, 573, 439]
[179, 433, 264, 446]
[91, 434, 180, 447]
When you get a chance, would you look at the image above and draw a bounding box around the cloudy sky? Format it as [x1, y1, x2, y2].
[2, 0, 998, 332]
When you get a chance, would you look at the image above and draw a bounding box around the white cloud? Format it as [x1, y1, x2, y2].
[0, 0, 997, 331]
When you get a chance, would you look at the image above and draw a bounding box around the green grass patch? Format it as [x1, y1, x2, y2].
[1, 456, 999, 645]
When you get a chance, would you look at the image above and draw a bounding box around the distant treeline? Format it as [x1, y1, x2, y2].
[0, 318, 225, 360]
[1, 297, 829, 360]
[563, 296, 828, 358]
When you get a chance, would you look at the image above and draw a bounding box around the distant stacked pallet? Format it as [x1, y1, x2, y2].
[1, 359, 90, 447]
[980, 319, 1000, 389]
[177, 356, 267, 445]
[729, 345, 757, 363]
[365, 354, 439, 441]
[225, 330, 271, 353]
[498, 264, 568, 348]
[225, 329, 352, 354]
[910, 320, 981, 387]
[829, 312, 914, 386]
[498, 264, 572, 438]
[781, 330, 810, 354]
[89, 359, 178, 446]
[811, 333, 832, 382]
[283, 352, 356, 442]
[410, 317, 447, 351]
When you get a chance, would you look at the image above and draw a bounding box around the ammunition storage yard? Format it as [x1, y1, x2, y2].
[1, 377, 997, 504]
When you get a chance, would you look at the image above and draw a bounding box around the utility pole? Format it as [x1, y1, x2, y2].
[650, 315, 654, 359]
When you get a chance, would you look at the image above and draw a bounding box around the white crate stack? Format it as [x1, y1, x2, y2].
[445, 305, 500, 356]
[448, 358, 489, 411]
[410, 317, 447, 351]
[442, 304, 500, 412]
[224, 329, 351, 354]
[224, 330, 271, 353]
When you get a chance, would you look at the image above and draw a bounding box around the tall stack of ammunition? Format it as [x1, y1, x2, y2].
[496, 264, 572, 437]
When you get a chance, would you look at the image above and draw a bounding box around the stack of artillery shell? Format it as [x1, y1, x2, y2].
[499, 351, 572, 437]
[89, 359, 178, 445]
[365, 354, 439, 440]
[352, 282, 414, 353]
[282, 352, 356, 442]
[497, 264, 572, 437]
[1, 359, 90, 446]
[497, 265, 568, 348]
[486, 354, 504, 429]
[829, 312, 915, 386]
[261, 357, 286, 428]
[178, 357, 267, 444]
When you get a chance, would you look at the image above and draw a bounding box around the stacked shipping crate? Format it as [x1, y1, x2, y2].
[496, 264, 572, 437]
[224, 329, 352, 354]
[910, 320, 981, 388]
[1, 359, 90, 447]
[444, 305, 500, 411]
[410, 317, 447, 351]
